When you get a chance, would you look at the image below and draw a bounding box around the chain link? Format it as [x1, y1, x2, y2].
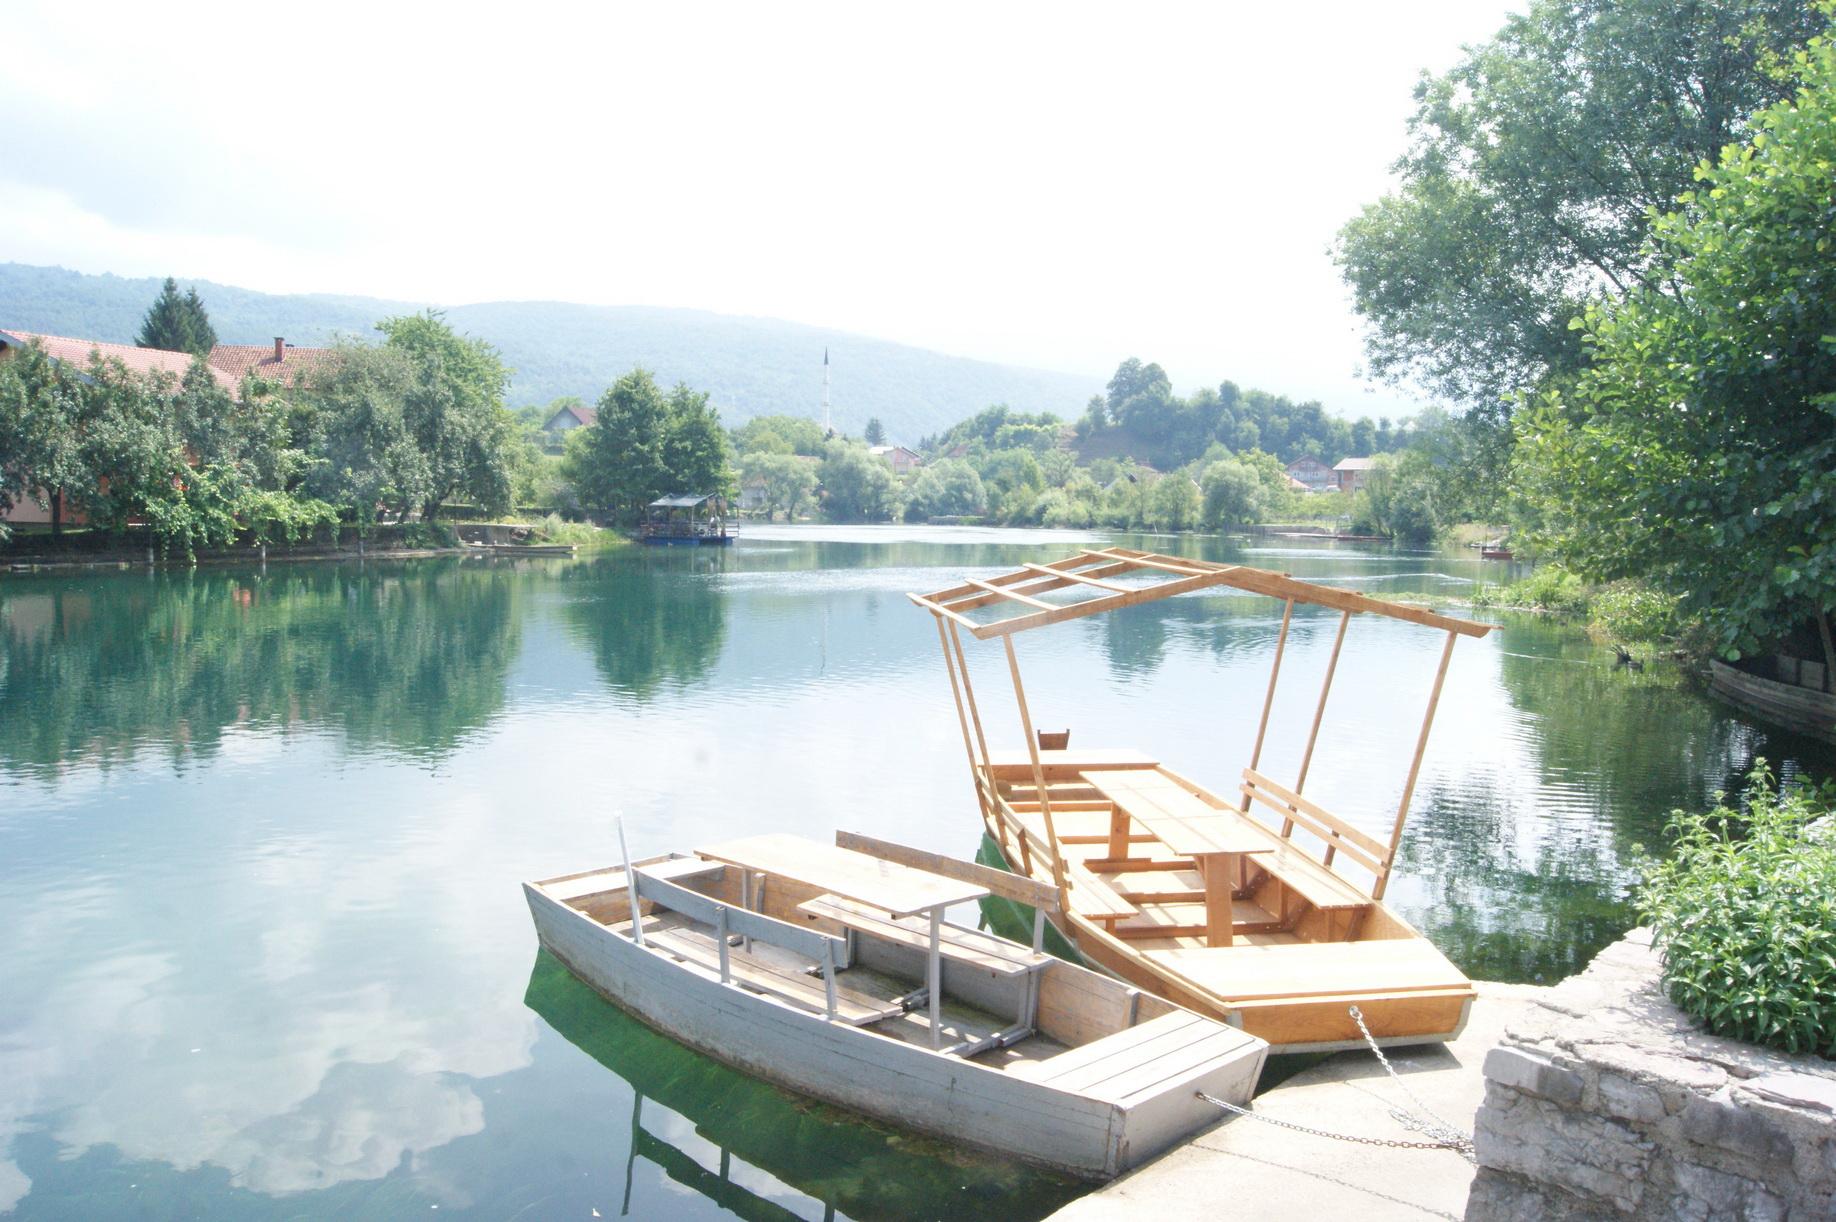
[1195, 1004, 1477, 1163]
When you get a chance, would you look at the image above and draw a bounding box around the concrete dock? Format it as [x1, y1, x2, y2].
[1051, 983, 1547, 1222]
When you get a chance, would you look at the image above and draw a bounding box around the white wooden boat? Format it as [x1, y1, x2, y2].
[524, 829, 1266, 1180]
[910, 547, 1495, 1052]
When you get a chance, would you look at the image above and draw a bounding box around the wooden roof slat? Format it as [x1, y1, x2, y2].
[911, 548, 1494, 639]
[1022, 563, 1129, 593]
[954, 577, 1059, 611]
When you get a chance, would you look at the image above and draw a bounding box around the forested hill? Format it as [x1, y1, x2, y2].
[0, 262, 1098, 442]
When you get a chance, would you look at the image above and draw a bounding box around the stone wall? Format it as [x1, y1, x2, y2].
[1466, 929, 1836, 1220]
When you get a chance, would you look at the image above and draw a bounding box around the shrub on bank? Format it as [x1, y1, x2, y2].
[1470, 564, 1591, 615]
[1638, 762, 1836, 1056]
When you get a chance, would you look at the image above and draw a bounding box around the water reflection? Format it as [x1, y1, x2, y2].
[1, 532, 1832, 1219]
[524, 951, 1079, 1222]
[0, 561, 521, 775]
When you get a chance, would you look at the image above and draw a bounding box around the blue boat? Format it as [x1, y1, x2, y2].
[641, 493, 737, 546]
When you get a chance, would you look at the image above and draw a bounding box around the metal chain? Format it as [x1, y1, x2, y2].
[1194, 1005, 1477, 1163]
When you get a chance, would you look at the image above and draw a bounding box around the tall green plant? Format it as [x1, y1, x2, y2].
[1639, 762, 1836, 1055]
[135, 277, 218, 356]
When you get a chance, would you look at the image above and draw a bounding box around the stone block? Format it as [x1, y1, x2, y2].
[1597, 1073, 1665, 1125]
[1668, 1161, 1784, 1221]
[1740, 1072, 1836, 1117]
[1681, 1093, 1794, 1165]
[1486, 1046, 1586, 1107]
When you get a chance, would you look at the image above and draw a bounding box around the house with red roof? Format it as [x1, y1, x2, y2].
[541, 402, 597, 451]
[208, 337, 333, 388]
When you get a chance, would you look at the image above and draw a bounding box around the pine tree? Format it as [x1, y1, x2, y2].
[864, 417, 886, 446]
[136, 278, 217, 356]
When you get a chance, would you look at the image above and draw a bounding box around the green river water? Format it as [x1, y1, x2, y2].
[2, 526, 1830, 1220]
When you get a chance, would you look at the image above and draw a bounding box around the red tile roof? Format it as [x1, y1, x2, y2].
[207, 341, 334, 388]
[1, 330, 239, 393]
[545, 403, 597, 429]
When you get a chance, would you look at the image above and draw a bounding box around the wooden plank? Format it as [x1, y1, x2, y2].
[1084, 771, 1270, 858]
[1376, 628, 1458, 901]
[835, 830, 1060, 913]
[696, 833, 987, 918]
[1241, 769, 1389, 862]
[544, 855, 725, 902]
[970, 569, 1239, 640]
[1245, 840, 1371, 911]
[1203, 854, 1232, 947]
[799, 894, 1046, 977]
[1063, 861, 1138, 920]
[986, 747, 1160, 779]
[959, 577, 1057, 611]
[634, 868, 844, 964]
[1159, 938, 1469, 1002]
[645, 924, 899, 1025]
[1021, 562, 1129, 593]
[1014, 1012, 1208, 1087]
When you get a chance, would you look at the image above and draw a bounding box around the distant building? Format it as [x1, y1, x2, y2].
[1285, 455, 1333, 492]
[1333, 456, 1377, 494]
[541, 402, 598, 450]
[0, 329, 240, 393]
[208, 337, 332, 389]
[869, 444, 923, 475]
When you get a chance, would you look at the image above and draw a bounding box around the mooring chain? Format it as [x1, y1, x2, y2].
[1195, 1005, 1477, 1163]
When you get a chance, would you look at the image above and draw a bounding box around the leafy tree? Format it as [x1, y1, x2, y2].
[660, 382, 733, 498]
[1144, 476, 1201, 531]
[1201, 459, 1266, 527]
[302, 342, 433, 529]
[1512, 20, 1836, 658]
[377, 311, 514, 519]
[136, 277, 218, 356]
[0, 340, 89, 533]
[739, 451, 818, 521]
[1335, 0, 1822, 410]
[564, 368, 669, 523]
[733, 414, 828, 457]
[818, 439, 898, 521]
[906, 458, 987, 519]
[863, 417, 886, 446]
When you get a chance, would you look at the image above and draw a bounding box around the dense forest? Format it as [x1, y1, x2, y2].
[0, 263, 1095, 442]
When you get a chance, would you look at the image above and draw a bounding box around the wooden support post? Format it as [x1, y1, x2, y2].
[928, 908, 944, 1050]
[617, 817, 644, 948]
[948, 620, 1008, 853]
[1242, 598, 1294, 811]
[1203, 853, 1234, 947]
[1296, 609, 1352, 856]
[936, 616, 990, 825]
[1375, 628, 1458, 901]
[1005, 635, 1068, 903]
[822, 939, 839, 1021]
[716, 905, 730, 982]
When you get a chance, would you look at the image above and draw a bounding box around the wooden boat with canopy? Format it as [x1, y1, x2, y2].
[524, 828, 1266, 1179]
[909, 547, 1495, 1052]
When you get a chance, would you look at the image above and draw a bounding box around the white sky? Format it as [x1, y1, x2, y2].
[1, 1, 1518, 417]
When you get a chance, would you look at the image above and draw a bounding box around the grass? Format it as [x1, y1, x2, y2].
[1638, 762, 1836, 1056]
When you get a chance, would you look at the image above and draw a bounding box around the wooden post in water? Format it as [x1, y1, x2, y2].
[1005, 635, 1067, 902]
[1375, 629, 1458, 901]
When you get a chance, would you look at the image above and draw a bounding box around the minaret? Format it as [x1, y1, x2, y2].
[822, 347, 832, 435]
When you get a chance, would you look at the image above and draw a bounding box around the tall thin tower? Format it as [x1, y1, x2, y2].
[822, 347, 831, 434]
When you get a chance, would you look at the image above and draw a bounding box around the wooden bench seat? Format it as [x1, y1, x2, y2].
[1009, 1011, 1257, 1104]
[1242, 834, 1372, 912]
[645, 922, 905, 1026]
[1063, 861, 1138, 921]
[797, 894, 1050, 978]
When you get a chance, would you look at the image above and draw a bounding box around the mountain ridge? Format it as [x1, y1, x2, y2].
[0, 262, 1100, 443]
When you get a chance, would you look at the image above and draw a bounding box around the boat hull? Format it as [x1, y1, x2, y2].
[983, 840, 1472, 1053]
[524, 882, 1260, 1179]
[1709, 659, 1836, 742]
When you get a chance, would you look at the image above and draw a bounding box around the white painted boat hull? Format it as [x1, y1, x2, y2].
[525, 882, 1264, 1179]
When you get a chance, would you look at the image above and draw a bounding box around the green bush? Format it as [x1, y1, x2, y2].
[1469, 564, 1590, 615]
[1590, 581, 1685, 643]
[1638, 762, 1836, 1056]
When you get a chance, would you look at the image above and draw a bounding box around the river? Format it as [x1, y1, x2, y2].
[1, 526, 1829, 1219]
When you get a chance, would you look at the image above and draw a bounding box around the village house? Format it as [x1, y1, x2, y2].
[868, 443, 923, 475]
[1332, 456, 1377, 493]
[540, 402, 597, 451]
[1285, 455, 1333, 492]
[0, 329, 330, 525]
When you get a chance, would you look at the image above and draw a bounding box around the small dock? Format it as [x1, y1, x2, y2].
[1051, 981, 1546, 1221]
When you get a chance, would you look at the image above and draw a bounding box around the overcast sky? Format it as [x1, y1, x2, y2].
[3, 1, 1518, 417]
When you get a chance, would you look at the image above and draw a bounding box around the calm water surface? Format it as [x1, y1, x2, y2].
[2, 527, 1830, 1219]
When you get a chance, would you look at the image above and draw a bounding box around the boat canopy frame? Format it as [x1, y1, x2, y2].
[908, 546, 1494, 905]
